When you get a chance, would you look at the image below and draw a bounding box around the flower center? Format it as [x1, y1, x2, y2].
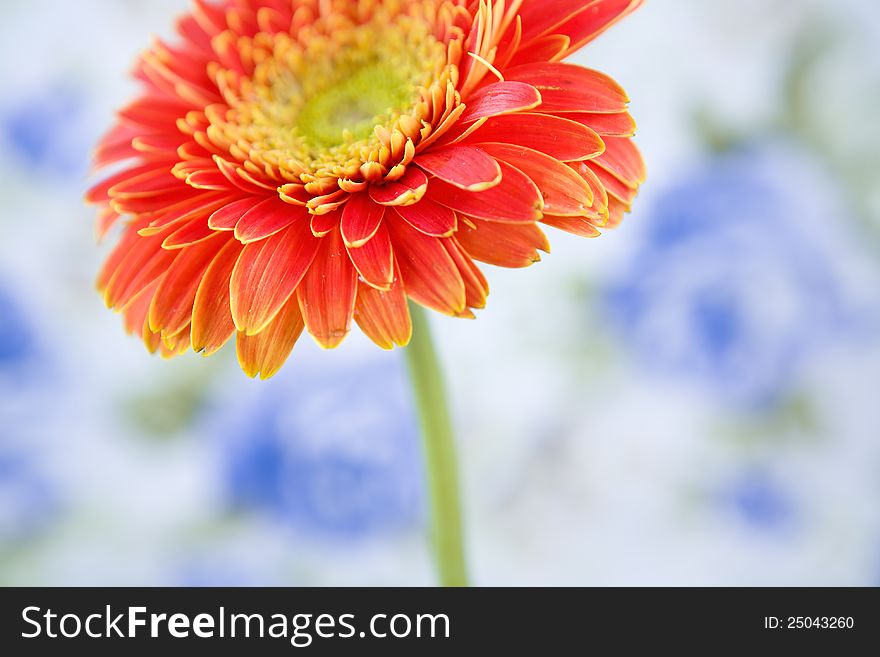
[208, 2, 450, 192]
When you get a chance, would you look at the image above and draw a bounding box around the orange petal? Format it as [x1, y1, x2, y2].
[353, 260, 412, 349]
[340, 192, 385, 248]
[593, 136, 646, 188]
[369, 167, 429, 206]
[310, 209, 342, 237]
[555, 0, 645, 58]
[209, 197, 264, 231]
[346, 222, 394, 291]
[162, 217, 217, 249]
[505, 62, 628, 114]
[149, 235, 229, 337]
[477, 142, 593, 217]
[387, 220, 465, 316]
[236, 294, 305, 379]
[230, 219, 320, 335]
[456, 217, 550, 268]
[460, 81, 542, 122]
[393, 199, 457, 237]
[518, 0, 596, 42]
[427, 160, 543, 223]
[542, 215, 602, 237]
[567, 111, 637, 137]
[467, 112, 604, 161]
[104, 231, 179, 309]
[192, 238, 243, 355]
[443, 238, 489, 311]
[506, 34, 571, 67]
[234, 196, 306, 243]
[297, 228, 358, 349]
[415, 145, 502, 191]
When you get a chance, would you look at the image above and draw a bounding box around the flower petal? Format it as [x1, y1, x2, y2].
[234, 196, 306, 243]
[567, 111, 637, 137]
[387, 220, 466, 316]
[467, 112, 604, 161]
[427, 160, 543, 223]
[554, 0, 645, 58]
[415, 145, 502, 191]
[460, 81, 542, 122]
[353, 260, 412, 349]
[541, 215, 602, 237]
[443, 238, 489, 311]
[393, 199, 457, 237]
[149, 235, 229, 337]
[369, 167, 429, 206]
[192, 238, 243, 355]
[230, 219, 320, 335]
[505, 62, 628, 113]
[346, 222, 394, 290]
[209, 197, 264, 231]
[477, 142, 593, 217]
[340, 192, 386, 248]
[593, 136, 646, 188]
[297, 228, 358, 349]
[456, 217, 550, 268]
[236, 294, 305, 379]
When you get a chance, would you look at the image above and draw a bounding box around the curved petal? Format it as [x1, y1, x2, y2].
[234, 196, 306, 243]
[236, 293, 305, 379]
[427, 160, 543, 223]
[340, 192, 386, 248]
[456, 217, 550, 268]
[460, 81, 542, 122]
[230, 218, 320, 335]
[297, 228, 358, 349]
[346, 222, 394, 290]
[505, 62, 628, 114]
[353, 260, 412, 349]
[192, 238, 243, 355]
[477, 142, 594, 217]
[466, 112, 604, 161]
[393, 199, 457, 237]
[415, 145, 502, 191]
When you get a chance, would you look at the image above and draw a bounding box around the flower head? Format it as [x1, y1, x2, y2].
[88, 0, 645, 378]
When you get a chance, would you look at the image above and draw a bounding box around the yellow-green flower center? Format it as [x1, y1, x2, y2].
[296, 62, 414, 148]
[213, 5, 449, 189]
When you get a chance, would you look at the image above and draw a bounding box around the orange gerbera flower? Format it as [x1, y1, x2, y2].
[88, 0, 646, 378]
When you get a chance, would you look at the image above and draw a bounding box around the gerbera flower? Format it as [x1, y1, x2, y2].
[87, 0, 646, 378]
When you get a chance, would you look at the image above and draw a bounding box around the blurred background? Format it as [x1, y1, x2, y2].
[1, 0, 879, 586]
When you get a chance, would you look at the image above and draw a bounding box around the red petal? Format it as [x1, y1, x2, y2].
[393, 199, 457, 237]
[369, 168, 429, 206]
[230, 219, 320, 335]
[311, 209, 341, 237]
[456, 217, 550, 268]
[427, 160, 543, 223]
[149, 236, 228, 337]
[234, 196, 305, 243]
[415, 145, 502, 191]
[236, 294, 305, 379]
[541, 215, 602, 237]
[466, 112, 604, 161]
[208, 197, 263, 231]
[192, 239, 243, 355]
[340, 193, 386, 248]
[387, 220, 465, 316]
[346, 222, 394, 290]
[477, 143, 593, 216]
[443, 238, 489, 311]
[506, 34, 570, 67]
[460, 81, 542, 122]
[353, 260, 412, 349]
[505, 62, 629, 114]
[567, 111, 637, 137]
[162, 217, 217, 249]
[518, 0, 596, 42]
[297, 229, 358, 349]
[555, 0, 645, 57]
[593, 136, 646, 188]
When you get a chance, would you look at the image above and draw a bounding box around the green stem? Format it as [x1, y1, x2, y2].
[404, 303, 469, 587]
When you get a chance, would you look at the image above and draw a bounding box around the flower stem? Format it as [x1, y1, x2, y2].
[404, 303, 469, 587]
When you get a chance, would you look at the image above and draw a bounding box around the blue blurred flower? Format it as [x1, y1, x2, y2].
[0, 448, 58, 542]
[213, 355, 423, 539]
[717, 469, 798, 534]
[604, 144, 859, 408]
[1, 85, 89, 177]
[0, 285, 37, 375]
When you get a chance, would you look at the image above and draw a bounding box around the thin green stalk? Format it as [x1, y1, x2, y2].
[404, 303, 469, 587]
